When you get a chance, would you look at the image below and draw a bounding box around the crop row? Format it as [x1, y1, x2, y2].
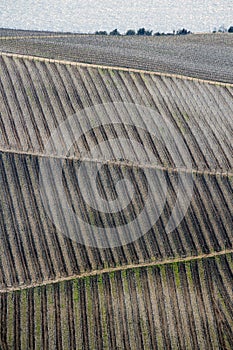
[0, 254, 232, 349]
[0, 150, 232, 289]
[0, 34, 233, 83]
[0, 55, 232, 173]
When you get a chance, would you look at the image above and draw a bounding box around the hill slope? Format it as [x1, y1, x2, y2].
[0, 32, 233, 83]
[0, 51, 232, 349]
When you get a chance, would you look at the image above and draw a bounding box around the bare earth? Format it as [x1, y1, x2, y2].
[0, 30, 233, 83]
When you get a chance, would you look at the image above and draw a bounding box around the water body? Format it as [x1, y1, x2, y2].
[0, 0, 232, 34]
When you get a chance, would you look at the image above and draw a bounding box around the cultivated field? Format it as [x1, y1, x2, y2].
[0, 55, 232, 173]
[0, 32, 233, 83]
[1, 254, 232, 350]
[0, 150, 232, 290]
[0, 45, 232, 349]
[0, 28, 71, 37]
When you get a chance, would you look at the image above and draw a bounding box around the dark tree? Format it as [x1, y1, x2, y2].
[95, 31, 108, 35]
[145, 30, 153, 36]
[137, 28, 153, 36]
[109, 29, 121, 36]
[126, 29, 136, 36]
[228, 26, 233, 33]
[137, 28, 146, 35]
[176, 28, 191, 35]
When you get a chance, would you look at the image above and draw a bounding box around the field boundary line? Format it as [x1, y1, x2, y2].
[0, 51, 233, 87]
[0, 148, 232, 178]
[1, 249, 232, 293]
[0, 32, 215, 40]
[0, 34, 85, 40]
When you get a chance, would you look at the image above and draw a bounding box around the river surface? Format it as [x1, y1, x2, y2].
[0, 0, 232, 34]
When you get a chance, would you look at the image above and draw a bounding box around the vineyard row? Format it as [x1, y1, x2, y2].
[0, 55, 232, 173]
[0, 150, 232, 289]
[0, 254, 232, 350]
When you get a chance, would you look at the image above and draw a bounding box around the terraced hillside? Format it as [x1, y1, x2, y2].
[0, 51, 232, 349]
[0, 54, 232, 173]
[0, 32, 233, 83]
[0, 150, 232, 290]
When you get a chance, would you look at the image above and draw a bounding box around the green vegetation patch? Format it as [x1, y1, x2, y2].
[72, 279, 80, 302]
[172, 262, 181, 288]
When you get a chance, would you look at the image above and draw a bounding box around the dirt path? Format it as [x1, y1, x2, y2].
[1, 249, 232, 294]
[0, 148, 232, 179]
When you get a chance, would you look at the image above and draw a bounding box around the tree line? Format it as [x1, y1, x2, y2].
[95, 25, 233, 36]
[213, 25, 233, 33]
[95, 28, 191, 36]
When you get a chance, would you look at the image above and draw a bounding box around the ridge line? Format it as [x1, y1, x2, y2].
[0, 33, 142, 40]
[1, 249, 232, 294]
[0, 34, 86, 40]
[0, 147, 232, 178]
[0, 51, 233, 87]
